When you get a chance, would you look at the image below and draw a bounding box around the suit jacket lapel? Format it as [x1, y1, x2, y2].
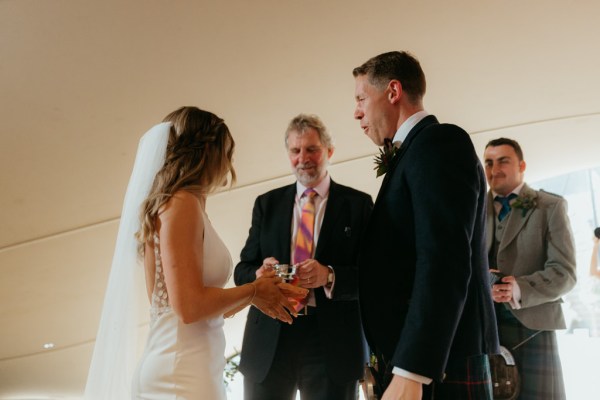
[276, 184, 296, 263]
[378, 115, 439, 197]
[314, 180, 340, 260]
[498, 184, 537, 251]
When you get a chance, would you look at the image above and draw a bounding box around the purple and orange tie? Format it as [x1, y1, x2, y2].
[292, 189, 317, 312]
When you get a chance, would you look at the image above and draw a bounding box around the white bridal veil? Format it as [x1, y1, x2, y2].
[84, 122, 171, 399]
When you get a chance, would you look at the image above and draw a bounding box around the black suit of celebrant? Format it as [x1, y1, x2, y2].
[359, 115, 499, 398]
[234, 179, 372, 399]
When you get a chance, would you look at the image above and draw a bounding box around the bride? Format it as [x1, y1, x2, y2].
[84, 106, 306, 399]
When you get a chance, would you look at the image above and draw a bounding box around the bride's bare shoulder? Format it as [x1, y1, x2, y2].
[159, 190, 203, 219]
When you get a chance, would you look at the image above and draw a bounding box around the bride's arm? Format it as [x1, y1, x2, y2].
[158, 191, 295, 324]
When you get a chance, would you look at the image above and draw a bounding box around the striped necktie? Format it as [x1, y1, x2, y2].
[293, 189, 317, 264]
[292, 189, 317, 311]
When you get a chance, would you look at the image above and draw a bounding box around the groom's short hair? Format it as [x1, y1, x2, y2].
[352, 51, 426, 104]
[485, 137, 524, 161]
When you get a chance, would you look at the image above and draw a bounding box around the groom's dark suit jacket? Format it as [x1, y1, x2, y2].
[359, 115, 499, 382]
[234, 179, 373, 384]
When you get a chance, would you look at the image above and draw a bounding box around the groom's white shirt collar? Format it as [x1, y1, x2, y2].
[392, 110, 429, 145]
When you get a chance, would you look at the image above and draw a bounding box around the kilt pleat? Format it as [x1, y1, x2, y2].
[496, 306, 566, 400]
[429, 354, 493, 400]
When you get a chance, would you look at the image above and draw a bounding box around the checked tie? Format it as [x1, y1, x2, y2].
[292, 188, 317, 311]
[495, 193, 517, 221]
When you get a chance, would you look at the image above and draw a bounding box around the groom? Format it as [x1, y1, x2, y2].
[353, 51, 499, 399]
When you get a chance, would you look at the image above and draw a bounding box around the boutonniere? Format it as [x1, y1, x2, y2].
[511, 194, 537, 216]
[374, 138, 399, 178]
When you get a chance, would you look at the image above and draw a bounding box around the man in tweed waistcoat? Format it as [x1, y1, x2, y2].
[483, 137, 577, 400]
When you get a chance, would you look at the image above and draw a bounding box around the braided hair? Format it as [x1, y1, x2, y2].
[135, 106, 236, 254]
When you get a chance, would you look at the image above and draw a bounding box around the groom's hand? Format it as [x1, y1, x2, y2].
[382, 375, 422, 400]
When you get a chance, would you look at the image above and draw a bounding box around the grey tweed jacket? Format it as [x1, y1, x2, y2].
[486, 183, 577, 330]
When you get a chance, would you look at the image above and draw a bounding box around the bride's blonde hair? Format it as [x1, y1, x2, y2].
[135, 106, 236, 254]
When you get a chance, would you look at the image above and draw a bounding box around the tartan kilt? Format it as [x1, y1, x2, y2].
[428, 354, 493, 400]
[496, 307, 566, 400]
[372, 353, 493, 400]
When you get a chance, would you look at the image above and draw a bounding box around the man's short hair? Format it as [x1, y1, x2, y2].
[352, 51, 426, 104]
[285, 113, 333, 150]
[485, 137, 524, 161]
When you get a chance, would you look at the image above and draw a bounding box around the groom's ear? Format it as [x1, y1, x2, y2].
[387, 80, 403, 104]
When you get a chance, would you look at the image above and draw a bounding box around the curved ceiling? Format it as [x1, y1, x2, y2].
[1, 0, 599, 397]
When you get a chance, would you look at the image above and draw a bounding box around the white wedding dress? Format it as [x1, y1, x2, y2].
[132, 209, 232, 399]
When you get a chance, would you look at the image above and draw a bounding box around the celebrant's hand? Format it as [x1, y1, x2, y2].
[295, 259, 329, 288]
[255, 256, 279, 278]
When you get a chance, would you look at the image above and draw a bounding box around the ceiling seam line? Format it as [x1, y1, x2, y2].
[0, 154, 371, 253]
[4, 109, 599, 252]
[469, 111, 600, 136]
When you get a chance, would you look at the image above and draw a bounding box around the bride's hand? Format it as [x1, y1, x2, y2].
[278, 282, 309, 299]
[252, 271, 296, 324]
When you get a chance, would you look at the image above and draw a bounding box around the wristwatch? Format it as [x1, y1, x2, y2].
[327, 271, 334, 285]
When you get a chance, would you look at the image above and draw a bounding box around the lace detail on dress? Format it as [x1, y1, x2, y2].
[150, 233, 171, 320]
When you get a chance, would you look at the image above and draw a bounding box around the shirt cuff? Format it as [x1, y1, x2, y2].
[323, 266, 334, 299]
[509, 280, 522, 310]
[392, 367, 433, 385]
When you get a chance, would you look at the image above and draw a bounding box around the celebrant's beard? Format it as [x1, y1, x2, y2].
[294, 162, 325, 187]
